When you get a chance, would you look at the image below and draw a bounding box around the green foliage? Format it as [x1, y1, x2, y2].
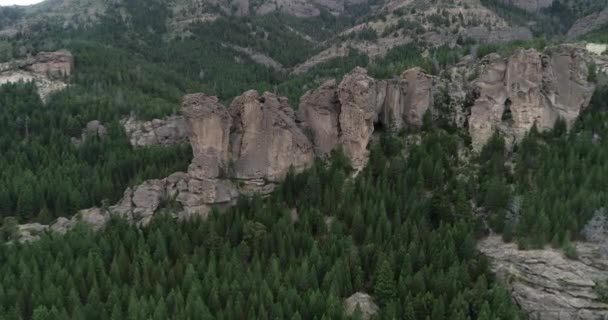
[596, 280, 608, 303]
[480, 85, 608, 247]
[0, 69, 192, 223]
[588, 63, 598, 82]
[0, 129, 522, 319]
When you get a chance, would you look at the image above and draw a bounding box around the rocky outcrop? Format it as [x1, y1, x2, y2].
[479, 236, 608, 320]
[296, 67, 437, 168]
[24, 50, 73, 76]
[111, 90, 316, 222]
[468, 45, 595, 150]
[337, 67, 378, 170]
[377, 67, 436, 130]
[71, 120, 107, 146]
[11, 44, 598, 236]
[230, 91, 315, 184]
[122, 115, 188, 148]
[297, 79, 341, 156]
[344, 292, 379, 320]
[0, 50, 73, 102]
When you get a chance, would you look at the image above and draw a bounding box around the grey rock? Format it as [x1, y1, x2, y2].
[468, 45, 595, 150]
[50, 217, 75, 234]
[77, 208, 109, 231]
[344, 292, 379, 320]
[229, 90, 315, 182]
[479, 236, 608, 319]
[122, 115, 188, 148]
[297, 79, 341, 157]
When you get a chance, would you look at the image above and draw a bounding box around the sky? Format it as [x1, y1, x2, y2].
[0, 0, 45, 6]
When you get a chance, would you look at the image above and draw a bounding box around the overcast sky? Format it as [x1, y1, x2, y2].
[0, 0, 45, 6]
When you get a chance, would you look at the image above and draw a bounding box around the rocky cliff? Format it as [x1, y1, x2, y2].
[0, 50, 73, 102]
[15, 44, 598, 234]
[468, 45, 595, 149]
[479, 236, 608, 320]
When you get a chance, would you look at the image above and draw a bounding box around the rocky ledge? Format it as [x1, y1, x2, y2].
[0, 50, 73, 102]
[479, 236, 608, 320]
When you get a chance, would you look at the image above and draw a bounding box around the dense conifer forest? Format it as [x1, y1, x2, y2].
[0, 131, 524, 319]
[1, 0, 608, 318]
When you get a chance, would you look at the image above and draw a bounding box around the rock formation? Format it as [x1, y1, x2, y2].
[71, 120, 108, 146]
[468, 45, 595, 150]
[12, 44, 598, 236]
[0, 50, 73, 101]
[122, 115, 188, 148]
[24, 50, 73, 76]
[479, 236, 608, 320]
[344, 292, 379, 320]
[297, 79, 341, 156]
[337, 67, 378, 170]
[229, 91, 314, 184]
[297, 67, 436, 168]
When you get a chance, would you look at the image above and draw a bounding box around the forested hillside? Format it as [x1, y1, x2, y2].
[0, 131, 524, 320]
[0, 0, 607, 319]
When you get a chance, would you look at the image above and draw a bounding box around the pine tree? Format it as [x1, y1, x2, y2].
[374, 259, 396, 306]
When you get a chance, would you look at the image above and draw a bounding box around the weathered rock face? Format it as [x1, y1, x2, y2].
[376, 67, 436, 131]
[468, 45, 595, 150]
[183, 94, 232, 177]
[296, 67, 436, 169]
[13, 44, 598, 238]
[122, 115, 188, 148]
[297, 79, 341, 157]
[0, 50, 73, 102]
[229, 91, 315, 183]
[25, 50, 74, 76]
[344, 292, 379, 320]
[479, 236, 608, 320]
[337, 67, 378, 170]
[111, 90, 316, 223]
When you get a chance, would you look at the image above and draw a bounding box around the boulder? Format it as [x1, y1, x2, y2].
[77, 208, 110, 231]
[344, 292, 379, 320]
[50, 217, 75, 234]
[479, 236, 608, 320]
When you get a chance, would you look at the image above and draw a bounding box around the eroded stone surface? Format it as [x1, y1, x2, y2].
[0, 50, 73, 102]
[479, 236, 608, 320]
[469, 45, 595, 150]
[344, 292, 379, 320]
[122, 115, 188, 148]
